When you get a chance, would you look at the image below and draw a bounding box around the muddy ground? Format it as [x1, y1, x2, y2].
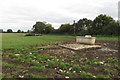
[2, 40, 120, 78]
[39, 40, 119, 60]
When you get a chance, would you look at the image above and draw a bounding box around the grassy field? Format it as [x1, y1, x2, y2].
[1, 33, 118, 50]
[95, 35, 118, 41]
[1, 33, 75, 50]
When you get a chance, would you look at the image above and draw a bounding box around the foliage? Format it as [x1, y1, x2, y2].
[103, 69, 111, 74]
[30, 66, 46, 70]
[76, 18, 92, 35]
[58, 24, 73, 34]
[7, 29, 13, 33]
[0, 29, 3, 33]
[47, 61, 58, 67]
[91, 14, 119, 36]
[95, 74, 110, 78]
[59, 62, 70, 70]
[33, 21, 54, 34]
[106, 58, 119, 63]
[17, 29, 22, 33]
[80, 72, 93, 78]
[72, 65, 82, 71]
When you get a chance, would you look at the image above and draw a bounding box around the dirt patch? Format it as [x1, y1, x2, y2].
[38, 40, 118, 59]
[2, 40, 119, 78]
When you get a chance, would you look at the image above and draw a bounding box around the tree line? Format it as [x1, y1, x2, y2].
[32, 14, 120, 36]
[1, 14, 120, 36]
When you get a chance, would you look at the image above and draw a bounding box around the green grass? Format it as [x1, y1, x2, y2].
[1, 33, 118, 50]
[95, 35, 118, 41]
[1, 33, 75, 50]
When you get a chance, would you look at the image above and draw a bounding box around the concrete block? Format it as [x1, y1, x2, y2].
[76, 36, 96, 44]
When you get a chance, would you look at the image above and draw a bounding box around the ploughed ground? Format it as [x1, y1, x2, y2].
[2, 40, 119, 78]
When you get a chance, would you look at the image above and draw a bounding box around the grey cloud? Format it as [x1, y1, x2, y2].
[0, 0, 119, 31]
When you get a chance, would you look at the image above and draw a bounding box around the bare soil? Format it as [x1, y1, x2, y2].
[2, 40, 119, 78]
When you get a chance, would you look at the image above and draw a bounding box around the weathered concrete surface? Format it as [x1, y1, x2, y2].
[60, 44, 101, 50]
[76, 36, 96, 44]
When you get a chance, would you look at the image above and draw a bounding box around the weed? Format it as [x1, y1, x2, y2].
[7, 53, 16, 57]
[80, 72, 93, 78]
[107, 58, 118, 63]
[96, 74, 110, 78]
[24, 73, 47, 79]
[5, 73, 13, 78]
[3, 62, 24, 69]
[93, 61, 102, 66]
[24, 58, 31, 64]
[59, 62, 70, 70]
[71, 56, 78, 60]
[2, 62, 14, 67]
[114, 65, 120, 70]
[103, 69, 111, 74]
[31, 62, 41, 66]
[80, 65, 88, 70]
[30, 66, 46, 70]
[47, 61, 58, 67]
[72, 65, 82, 71]
[16, 65, 24, 68]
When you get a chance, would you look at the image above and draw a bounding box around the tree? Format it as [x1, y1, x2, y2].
[76, 18, 92, 35]
[58, 24, 72, 34]
[7, 29, 13, 33]
[0, 29, 3, 33]
[45, 24, 54, 34]
[17, 29, 21, 33]
[33, 21, 46, 34]
[33, 21, 54, 34]
[91, 14, 114, 35]
[102, 20, 120, 36]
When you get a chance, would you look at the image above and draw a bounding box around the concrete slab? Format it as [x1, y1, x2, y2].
[60, 44, 101, 51]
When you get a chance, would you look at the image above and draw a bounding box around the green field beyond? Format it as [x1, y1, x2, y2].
[1, 33, 118, 50]
[1, 33, 75, 49]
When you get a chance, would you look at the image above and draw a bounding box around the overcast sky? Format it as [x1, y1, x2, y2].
[0, 0, 119, 31]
